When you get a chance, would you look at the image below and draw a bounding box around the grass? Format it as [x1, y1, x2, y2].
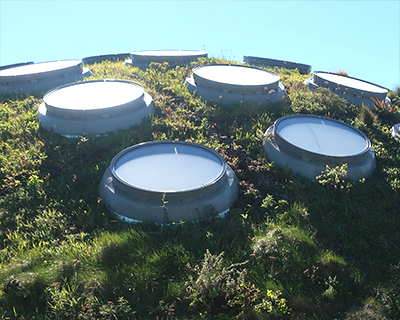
[0, 58, 399, 319]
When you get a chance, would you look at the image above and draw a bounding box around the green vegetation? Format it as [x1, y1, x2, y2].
[0, 58, 400, 319]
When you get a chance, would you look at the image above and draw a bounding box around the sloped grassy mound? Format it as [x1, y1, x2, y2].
[0, 59, 400, 319]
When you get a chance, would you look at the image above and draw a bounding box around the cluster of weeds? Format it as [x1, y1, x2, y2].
[0, 97, 46, 193]
[185, 249, 289, 319]
[287, 82, 356, 119]
[375, 262, 400, 319]
[356, 103, 377, 128]
[371, 96, 400, 124]
[316, 164, 353, 191]
[387, 85, 400, 108]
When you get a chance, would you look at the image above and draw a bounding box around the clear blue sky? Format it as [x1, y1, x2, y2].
[1, 0, 399, 90]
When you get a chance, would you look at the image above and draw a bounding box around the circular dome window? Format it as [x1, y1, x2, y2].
[185, 64, 285, 104]
[243, 55, 311, 74]
[0, 61, 34, 70]
[0, 60, 91, 94]
[264, 115, 376, 180]
[38, 79, 154, 136]
[99, 141, 239, 223]
[306, 71, 389, 109]
[125, 50, 208, 69]
[82, 53, 129, 65]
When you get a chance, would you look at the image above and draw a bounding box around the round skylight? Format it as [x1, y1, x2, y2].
[0, 60, 82, 80]
[244, 55, 311, 74]
[264, 115, 376, 180]
[43, 80, 145, 118]
[312, 71, 388, 99]
[132, 50, 207, 57]
[192, 65, 280, 93]
[0, 60, 91, 94]
[0, 61, 34, 71]
[274, 115, 370, 164]
[185, 64, 285, 103]
[127, 50, 208, 69]
[112, 143, 224, 194]
[99, 141, 239, 223]
[38, 79, 154, 136]
[82, 53, 129, 65]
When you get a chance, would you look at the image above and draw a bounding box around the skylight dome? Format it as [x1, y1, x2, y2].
[264, 115, 376, 180]
[0, 60, 91, 94]
[305, 71, 389, 109]
[82, 53, 129, 65]
[125, 50, 208, 69]
[99, 141, 239, 223]
[38, 79, 154, 136]
[185, 64, 285, 104]
[244, 55, 311, 74]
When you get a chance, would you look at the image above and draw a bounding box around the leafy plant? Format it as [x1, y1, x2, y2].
[375, 263, 400, 318]
[186, 249, 289, 318]
[254, 289, 289, 316]
[288, 82, 352, 118]
[321, 275, 338, 301]
[371, 96, 400, 123]
[251, 227, 318, 289]
[185, 249, 251, 315]
[316, 164, 352, 190]
[387, 85, 400, 109]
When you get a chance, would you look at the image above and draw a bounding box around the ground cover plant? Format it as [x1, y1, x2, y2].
[0, 58, 399, 319]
